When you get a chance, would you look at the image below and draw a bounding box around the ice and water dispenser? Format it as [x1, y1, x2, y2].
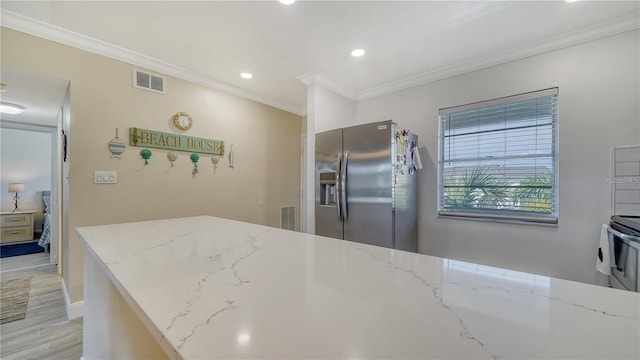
[319, 172, 337, 206]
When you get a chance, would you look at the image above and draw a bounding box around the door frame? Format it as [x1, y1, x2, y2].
[300, 133, 307, 233]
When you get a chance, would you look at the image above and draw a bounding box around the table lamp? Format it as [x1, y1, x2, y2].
[8, 183, 24, 212]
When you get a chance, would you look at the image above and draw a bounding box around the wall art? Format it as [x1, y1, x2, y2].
[211, 156, 220, 173]
[129, 127, 224, 155]
[190, 153, 199, 177]
[167, 152, 177, 168]
[108, 128, 126, 159]
[140, 149, 152, 165]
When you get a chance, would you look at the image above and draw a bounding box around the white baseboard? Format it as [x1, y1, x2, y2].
[61, 278, 84, 320]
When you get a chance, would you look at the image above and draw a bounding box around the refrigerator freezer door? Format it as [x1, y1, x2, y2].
[393, 130, 418, 252]
[315, 129, 344, 239]
[342, 121, 393, 248]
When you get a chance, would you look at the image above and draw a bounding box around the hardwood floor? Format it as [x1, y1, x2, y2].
[1, 254, 83, 359]
[1, 252, 49, 272]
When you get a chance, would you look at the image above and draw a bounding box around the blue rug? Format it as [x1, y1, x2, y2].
[0, 241, 45, 258]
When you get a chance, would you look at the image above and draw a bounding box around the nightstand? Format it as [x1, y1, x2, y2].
[0, 210, 36, 245]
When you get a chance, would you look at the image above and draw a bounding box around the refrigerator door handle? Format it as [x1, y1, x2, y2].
[336, 153, 342, 221]
[341, 152, 349, 221]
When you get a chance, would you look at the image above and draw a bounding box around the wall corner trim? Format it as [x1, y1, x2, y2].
[297, 71, 358, 101]
[61, 278, 84, 320]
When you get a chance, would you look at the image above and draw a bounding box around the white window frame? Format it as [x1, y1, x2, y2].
[437, 88, 559, 225]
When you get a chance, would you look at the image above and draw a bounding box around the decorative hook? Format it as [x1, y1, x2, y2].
[211, 156, 220, 173]
[190, 153, 200, 177]
[167, 152, 177, 168]
[140, 149, 152, 165]
[228, 144, 234, 169]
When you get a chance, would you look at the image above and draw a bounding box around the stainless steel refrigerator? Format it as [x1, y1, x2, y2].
[315, 120, 418, 252]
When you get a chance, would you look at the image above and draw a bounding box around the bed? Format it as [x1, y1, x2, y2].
[38, 191, 51, 250]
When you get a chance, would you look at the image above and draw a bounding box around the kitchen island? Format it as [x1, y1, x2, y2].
[77, 216, 639, 359]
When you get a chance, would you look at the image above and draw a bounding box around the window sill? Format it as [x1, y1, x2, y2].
[437, 212, 558, 227]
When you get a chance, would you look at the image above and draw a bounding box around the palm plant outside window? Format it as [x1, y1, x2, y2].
[438, 88, 558, 224]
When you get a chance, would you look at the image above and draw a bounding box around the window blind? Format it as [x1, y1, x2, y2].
[438, 88, 558, 224]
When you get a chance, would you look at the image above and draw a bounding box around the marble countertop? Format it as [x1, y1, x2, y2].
[77, 216, 639, 359]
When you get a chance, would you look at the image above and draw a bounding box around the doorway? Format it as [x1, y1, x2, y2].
[0, 66, 69, 275]
[0, 121, 61, 270]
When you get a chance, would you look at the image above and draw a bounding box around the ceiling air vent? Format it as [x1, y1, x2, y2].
[280, 206, 295, 231]
[133, 69, 166, 94]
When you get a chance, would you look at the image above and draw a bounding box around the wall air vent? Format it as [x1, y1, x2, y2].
[133, 69, 166, 94]
[280, 206, 295, 231]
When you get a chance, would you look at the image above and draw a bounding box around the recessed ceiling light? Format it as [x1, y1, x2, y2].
[237, 332, 251, 345]
[0, 102, 25, 115]
[351, 49, 366, 57]
[279, 0, 296, 4]
[565, 0, 579, 2]
[240, 72, 253, 79]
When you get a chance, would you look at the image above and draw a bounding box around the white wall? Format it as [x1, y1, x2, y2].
[355, 30, 640, 285]
[315, 85, 356, 133]
[0, 128, 52, 225]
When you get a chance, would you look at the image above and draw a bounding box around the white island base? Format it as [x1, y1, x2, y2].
[78, 216, 639, 360]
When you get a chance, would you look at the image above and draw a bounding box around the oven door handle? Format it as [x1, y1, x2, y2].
[607, 226, 640, 243]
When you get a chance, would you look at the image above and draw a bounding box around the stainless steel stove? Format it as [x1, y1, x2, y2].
[608, 215, 640, 292]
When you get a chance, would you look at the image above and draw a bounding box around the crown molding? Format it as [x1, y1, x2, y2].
[297, 71, 357, 101]
[0, 119, 57, 132]
[356, 13, 640, 101]
[0, 10, 306, 116]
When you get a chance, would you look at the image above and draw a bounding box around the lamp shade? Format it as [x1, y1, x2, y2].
[8, 183, 24, 193]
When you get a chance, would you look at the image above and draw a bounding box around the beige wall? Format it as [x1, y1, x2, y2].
[1, 27, 302, 303]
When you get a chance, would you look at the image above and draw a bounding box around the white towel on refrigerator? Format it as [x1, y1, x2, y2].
[411, 147, 423, 170]
[596, 224, 612, 275]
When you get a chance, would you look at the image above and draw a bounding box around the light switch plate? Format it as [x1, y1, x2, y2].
[94, 171, 117, 184]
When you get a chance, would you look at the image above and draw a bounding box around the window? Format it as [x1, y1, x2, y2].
[438, 88, 558, 224]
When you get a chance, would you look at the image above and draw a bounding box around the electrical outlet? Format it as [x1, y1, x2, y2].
[94, 171, 117, 184]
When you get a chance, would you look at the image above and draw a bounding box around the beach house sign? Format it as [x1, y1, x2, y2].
[129, 127, 224, 155]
